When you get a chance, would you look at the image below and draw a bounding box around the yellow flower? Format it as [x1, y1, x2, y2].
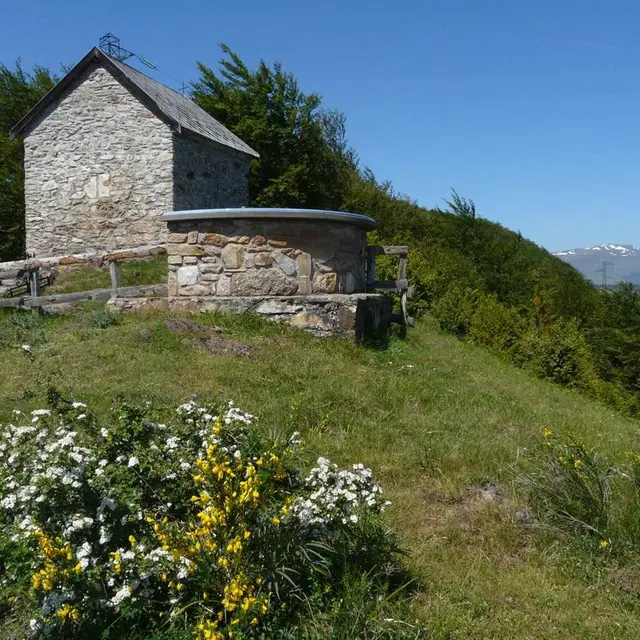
[74, 562, 83, 575]
[600, 539, 609, 549]
[56, 604, 79, 623]
[543, 427, 553, 439]
[271, 517, 280, 526]
[128, 535, 137, 548]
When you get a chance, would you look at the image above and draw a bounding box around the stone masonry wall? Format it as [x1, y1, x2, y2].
[165, 219, 367, 298]
[173, 136, 249, 211]
[24, 64, 174, 257]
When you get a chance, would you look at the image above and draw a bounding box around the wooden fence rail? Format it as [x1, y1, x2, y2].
[1, 267, 54, 299]
[2, 256, 126, 302]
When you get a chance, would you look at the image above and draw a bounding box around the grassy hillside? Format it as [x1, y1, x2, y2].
[2, 305, 640, 638]
[345, 179, 640, 417]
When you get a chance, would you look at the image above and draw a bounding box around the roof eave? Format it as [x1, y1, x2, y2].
[10, 47, 102, 139]
[179, 126, 260, 159]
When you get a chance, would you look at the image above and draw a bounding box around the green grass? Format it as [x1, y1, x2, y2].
[2, 306, 640, 637]
[43, 254, 167, 294]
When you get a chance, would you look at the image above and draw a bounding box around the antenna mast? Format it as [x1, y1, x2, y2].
[97, 34, 186, 92]
[99, 33, 134, 61]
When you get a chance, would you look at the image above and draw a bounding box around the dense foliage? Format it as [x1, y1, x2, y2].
[0, 396, 411, 639]
[520, 427, 640, 559]
[192, 45, 354, 210]
[0, 62, 56, 261]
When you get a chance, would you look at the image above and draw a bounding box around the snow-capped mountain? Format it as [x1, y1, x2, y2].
[553, 244, 640, 285]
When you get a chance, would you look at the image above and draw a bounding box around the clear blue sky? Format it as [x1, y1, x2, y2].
[2, 0, 639, 252]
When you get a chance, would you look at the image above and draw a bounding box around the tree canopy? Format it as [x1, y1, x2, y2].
[192, 44, 354, 210]
[0, 61, 56, 261]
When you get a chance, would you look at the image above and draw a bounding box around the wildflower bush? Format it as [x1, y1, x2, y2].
[517, 428, 640, 561]
[521, 429, 612, 539]
[0, 394, 405, 640]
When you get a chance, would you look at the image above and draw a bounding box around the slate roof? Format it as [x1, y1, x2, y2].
[11, 47, 259, 158]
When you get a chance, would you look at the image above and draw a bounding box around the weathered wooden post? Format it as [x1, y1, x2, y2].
[109, 260, 121, 291]
[366, 246, 377, 287]
[28, 266, 41, 299]
[397, 248, 409, 326]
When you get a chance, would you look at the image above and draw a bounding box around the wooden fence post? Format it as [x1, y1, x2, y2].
[109, 260, 121, 291]
[29, 267, 41, 299]
[366, 246, 376, 287]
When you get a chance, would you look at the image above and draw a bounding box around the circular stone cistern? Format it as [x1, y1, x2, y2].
[159, 208, 377, 298]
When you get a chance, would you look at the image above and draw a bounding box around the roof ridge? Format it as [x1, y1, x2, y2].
[11, 47, 259, 159]
[107, 54, 187, 100]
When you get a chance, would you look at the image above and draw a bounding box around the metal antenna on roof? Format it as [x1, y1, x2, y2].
[99, 34, 134, 62]
[98, 34, 187, 94]
[138, 57, 157, 69]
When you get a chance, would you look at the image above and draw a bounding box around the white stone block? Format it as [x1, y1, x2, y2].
[177, 265, 199, 286]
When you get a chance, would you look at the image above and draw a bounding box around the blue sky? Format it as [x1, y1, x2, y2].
[2, 0, 639, 252]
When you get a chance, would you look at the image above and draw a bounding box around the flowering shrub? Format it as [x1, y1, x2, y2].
[0, 395, 396, 639]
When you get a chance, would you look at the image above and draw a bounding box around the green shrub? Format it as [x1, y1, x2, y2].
[513, 321, 598, 389]
[86, 308, 120, 329]
[432, 286, 479, 337]
[468, 294, 528, 354]
[0, 309, 50, 349]
[521, 430, 611, 540]
[520, 431, 640, 557]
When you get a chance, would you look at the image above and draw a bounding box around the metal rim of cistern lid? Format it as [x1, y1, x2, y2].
[159, 207, 377, 230]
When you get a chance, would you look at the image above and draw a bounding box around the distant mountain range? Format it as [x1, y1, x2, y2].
[553, 244, 640, 285]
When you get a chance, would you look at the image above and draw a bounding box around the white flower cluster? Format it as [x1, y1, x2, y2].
[0, 398, 262, 628]
[292, 457, 390, 526]
[0, 408, 97, 545]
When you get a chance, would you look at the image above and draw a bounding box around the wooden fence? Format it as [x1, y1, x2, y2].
[366, 245, 414, 326]
[0, 258, 165, 309]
